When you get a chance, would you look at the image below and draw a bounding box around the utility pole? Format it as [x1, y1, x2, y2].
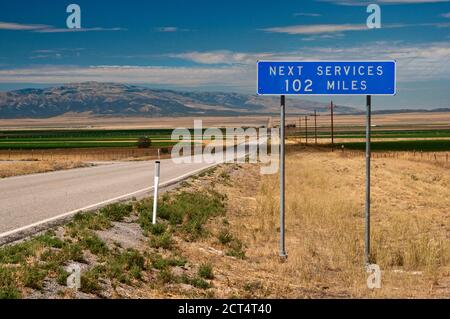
[298, 117, 302, 144]
[305, 115, 308, 146]
[331, 100, 334, 151]
[314, 110, 318, 145]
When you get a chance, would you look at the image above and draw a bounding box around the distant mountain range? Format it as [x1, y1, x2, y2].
[0, 82, 358, 118]
[0, 82, 448, 119]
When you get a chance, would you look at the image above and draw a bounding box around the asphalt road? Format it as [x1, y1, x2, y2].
[0, 142, 256, 242]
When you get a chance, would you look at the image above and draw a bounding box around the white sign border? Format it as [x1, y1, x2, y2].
[256, 60, 397, 96]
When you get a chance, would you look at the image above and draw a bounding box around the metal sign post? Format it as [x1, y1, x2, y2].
[365, 95, 372, 265]
[152, 161, 160, 225]
[280, 95, 287, 258]
[331, 101, 334, 151]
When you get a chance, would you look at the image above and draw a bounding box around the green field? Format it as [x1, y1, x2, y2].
[295, 129, 450, 139]
[0, 141, 181, 150]
[0, 129, 198, 150]
[337, 139, 450, 152]
[0, 129, 175, 139]
[2, 128, 450, 151]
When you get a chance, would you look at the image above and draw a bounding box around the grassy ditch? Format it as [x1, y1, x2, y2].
[0, 176, 229, 298]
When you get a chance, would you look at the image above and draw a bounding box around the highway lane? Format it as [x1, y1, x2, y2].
[0, 160, 199, 232]
[0, 140, 259, 242]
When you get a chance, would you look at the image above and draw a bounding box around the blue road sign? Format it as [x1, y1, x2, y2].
[257, 60, 396, 96]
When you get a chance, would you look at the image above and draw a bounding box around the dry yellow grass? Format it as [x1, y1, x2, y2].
[127, 151, 449, 298]
[0, 161, 88, 178]
[230, 149, 450, 297]
[0, 148, 168, 162]
[0, 112, 448, 130]
[3, 152, 447, 298]
[0, 115, 271, 130]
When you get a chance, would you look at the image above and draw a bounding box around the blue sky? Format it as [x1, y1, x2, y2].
[0, 0, 449, 109]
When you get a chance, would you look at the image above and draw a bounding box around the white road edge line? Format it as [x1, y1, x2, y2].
[0, 137, 261, 243]
[0, 161, 221, 241]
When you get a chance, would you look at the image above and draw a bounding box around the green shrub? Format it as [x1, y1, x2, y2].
[80, 274, 101, 294]
[137, 137, 151, 148]
[56, 268, 70, 286]
[35, 231, 64, 249]
[71, 212, 111, 231]
[0, 241, 36, 264]
[81, 234, 108, 255]
[106, 249, 145, 284]
[0, 286, 21, 299]
[100, 203, 133, 222]
[150, 233, 173, 250]
[0, 267, 21, 299]
[150, 254, 168, 270]
[167, 256, 187, 267]
[226, 239, 246, 259]
[158, 268, 175, 283]
[149, 223, 167, 236]
[198, 263, 214, 279]
[61, 243, 85, 262]
[218, 230, 233, 245]
[156, 190, 226, 240]
[22, 265, 47, 290]
[137, 191, 225, 239]
[190, 277, 210, 289]
[150, 254, 186, 270]
[80, 267, 103, 294]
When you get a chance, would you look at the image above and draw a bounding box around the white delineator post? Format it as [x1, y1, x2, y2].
[152, 161, 160, 225]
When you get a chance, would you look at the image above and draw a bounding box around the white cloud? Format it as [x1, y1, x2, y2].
[293, 13, 322, 17]
[0, 21, 124, 33]
[168, 50, 273, 65]
[29, 55, 57, 60]
[0, 21, 50, 30]
[261, 24, 368, 34]
[155, 27, 189, 32]
[34, 27, 125, 33]
[32, 48, 85, 53]
[0, 42, 448, 91]
[297, 42, 450, 81]
[261, 22, 446, 35]
[32, 50, 57, 54]
[0, 65, 254, 90]
[29, 48, 85, 60]
[300, 33, 345, 41]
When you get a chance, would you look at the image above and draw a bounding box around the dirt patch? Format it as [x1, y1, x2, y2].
[96, 219, 147, 251]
